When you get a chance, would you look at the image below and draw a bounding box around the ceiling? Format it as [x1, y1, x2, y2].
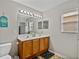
[13, 0, 69, 12]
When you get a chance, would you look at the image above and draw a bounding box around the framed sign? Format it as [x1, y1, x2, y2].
[0, 16, 8, 27]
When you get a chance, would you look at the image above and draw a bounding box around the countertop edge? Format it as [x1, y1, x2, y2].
[18, 35, 50, 41]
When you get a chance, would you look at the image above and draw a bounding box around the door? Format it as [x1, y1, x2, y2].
[78, 40, 79, 59]
[77, 33, 79, 59]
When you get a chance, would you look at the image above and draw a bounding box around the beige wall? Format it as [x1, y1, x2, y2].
[0, 0, 79, 58]
[0, 0, 42, 56]
[43, 0, 79, 59]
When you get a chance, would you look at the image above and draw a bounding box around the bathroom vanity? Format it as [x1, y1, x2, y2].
[18, 35, 49, 59]
[17, 9, 49, 59]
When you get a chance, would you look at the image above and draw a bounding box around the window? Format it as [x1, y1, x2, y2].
[61, 9, 79, 33]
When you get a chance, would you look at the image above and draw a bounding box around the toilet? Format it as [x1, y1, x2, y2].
[0, 43, 12, 59]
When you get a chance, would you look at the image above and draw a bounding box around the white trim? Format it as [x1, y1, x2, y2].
[0, 43, 11, 47]
[63, 11, 78, 17]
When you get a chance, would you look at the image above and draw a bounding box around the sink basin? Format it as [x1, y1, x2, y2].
[18, 34, 33, 39]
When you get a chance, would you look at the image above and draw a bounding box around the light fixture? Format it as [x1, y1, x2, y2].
[18, 9, 42, 18]
[20, 10, 23, 13]
[24, 11, 27, 13]
[34, 14, 37, 17]
[27, 12, 30, 15]
[29, 12, 33, 16]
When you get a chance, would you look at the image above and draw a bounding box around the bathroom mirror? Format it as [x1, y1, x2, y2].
[43, 20, 48, 29]
[38, 21, 42, 29]
[17, 13, 38, 34]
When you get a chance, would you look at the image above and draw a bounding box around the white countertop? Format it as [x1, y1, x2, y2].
[18, 34, 49, 41]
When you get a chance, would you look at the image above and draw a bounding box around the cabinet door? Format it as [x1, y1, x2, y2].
[33, 39, 39, 54]
[18, 42, 23, 59]
[23, 40, 32, 58]
[44, 37, 49, 49]
[40, 38, 45, 51]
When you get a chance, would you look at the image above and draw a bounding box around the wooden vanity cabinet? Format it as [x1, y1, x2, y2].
[18, 40, 32, 59]
[23, 41, 32, 58]
[39, 37, 49, 54]
[18, 36, 49, 59]
[44, 37, 49, 50]
[33, 39, 39, 54]
[40, 38, 45, 51]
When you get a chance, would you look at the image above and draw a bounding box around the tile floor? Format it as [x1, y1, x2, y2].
[13, 55, 63, 59]
[38, 55, 63, 59]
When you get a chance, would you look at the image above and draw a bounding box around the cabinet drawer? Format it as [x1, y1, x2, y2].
[23, 40, 32, 44]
